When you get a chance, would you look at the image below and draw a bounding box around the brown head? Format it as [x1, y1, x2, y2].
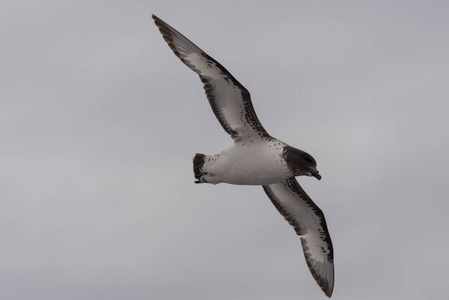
[283, 145, 321, 180]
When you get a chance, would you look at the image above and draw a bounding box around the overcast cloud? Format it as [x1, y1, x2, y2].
[1, 1, 449, 299]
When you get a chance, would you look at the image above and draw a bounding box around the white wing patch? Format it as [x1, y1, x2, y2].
[263, 177, 334, 297]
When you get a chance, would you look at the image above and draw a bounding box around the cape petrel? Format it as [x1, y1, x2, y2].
[152, 15, 334, 297]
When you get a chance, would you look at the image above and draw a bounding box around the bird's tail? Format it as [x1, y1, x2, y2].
[193, 153, 207, 183]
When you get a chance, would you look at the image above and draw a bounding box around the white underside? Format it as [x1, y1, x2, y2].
[201, 138, 292, 185]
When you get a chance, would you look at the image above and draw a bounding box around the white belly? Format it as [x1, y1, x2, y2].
[206, 140, 292, 185]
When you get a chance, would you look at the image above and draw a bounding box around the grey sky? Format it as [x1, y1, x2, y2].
[1, 1, 449, 299]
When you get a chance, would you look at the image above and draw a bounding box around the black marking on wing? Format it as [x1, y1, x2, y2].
[263, 177, 334, 297]
[152, 15, 270, 142]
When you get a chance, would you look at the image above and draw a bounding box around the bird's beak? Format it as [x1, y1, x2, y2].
[310, 167, 322, 180]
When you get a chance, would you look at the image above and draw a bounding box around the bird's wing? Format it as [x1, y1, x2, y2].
[152, 15, 269, 142]
[263, 177, 334, 297]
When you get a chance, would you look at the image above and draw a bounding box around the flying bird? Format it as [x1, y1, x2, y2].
[152, 15, 334, 297]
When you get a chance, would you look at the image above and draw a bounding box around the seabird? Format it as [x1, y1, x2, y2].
[152, 15, 334, 297]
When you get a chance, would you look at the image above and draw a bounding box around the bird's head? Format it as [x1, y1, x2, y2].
[283, 146, 321, 180]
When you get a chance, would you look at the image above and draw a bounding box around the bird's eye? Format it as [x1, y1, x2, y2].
[303, 153, 313, 163]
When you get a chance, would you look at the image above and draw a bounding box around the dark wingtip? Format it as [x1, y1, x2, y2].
[151, 14, 160, 28]
[325, 285, 333, 298]
[151, 14, 163, 27]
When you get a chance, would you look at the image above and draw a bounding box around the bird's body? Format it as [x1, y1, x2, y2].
[195, 137, 292, 185]
[152, 15, 335, 297]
